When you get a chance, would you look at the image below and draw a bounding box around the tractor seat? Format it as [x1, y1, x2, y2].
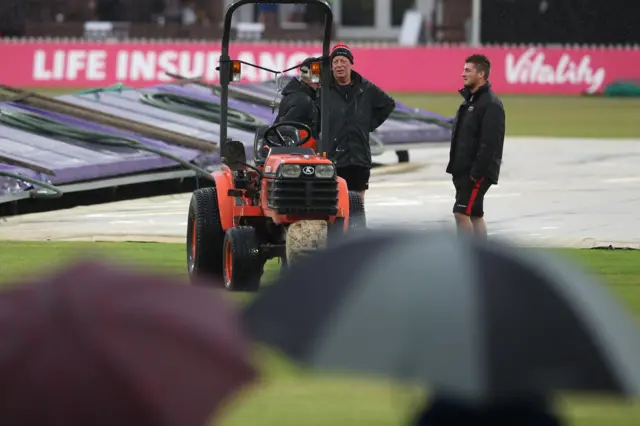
[222, 138, 247, 171]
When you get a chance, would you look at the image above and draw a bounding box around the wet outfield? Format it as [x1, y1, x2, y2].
[1, 137, 639, 248]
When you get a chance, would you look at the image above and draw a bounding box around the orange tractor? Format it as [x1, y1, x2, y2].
[186, 0, 365, 291]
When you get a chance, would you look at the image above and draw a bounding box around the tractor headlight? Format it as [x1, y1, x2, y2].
[315, 164, 335, 178]
[278, 164, 301, 178]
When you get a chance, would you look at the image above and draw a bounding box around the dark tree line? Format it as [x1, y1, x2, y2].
[481, 0, 639, 45]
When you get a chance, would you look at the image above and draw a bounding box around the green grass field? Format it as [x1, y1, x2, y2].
[1, 241, 640, 425]
[21, 88, 640, 139]
[401, 94, 640, 139]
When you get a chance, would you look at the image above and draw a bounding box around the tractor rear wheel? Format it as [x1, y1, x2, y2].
[348, 191, 367, 229]
[223, 226, 264, 292]
[186, 187, 225, 285]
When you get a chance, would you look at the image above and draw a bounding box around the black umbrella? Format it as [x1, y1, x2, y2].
[413, 394, 563, 426]
[243, 229, 640, 402]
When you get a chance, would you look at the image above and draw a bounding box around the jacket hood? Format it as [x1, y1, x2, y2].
[281, 77, 317, 98]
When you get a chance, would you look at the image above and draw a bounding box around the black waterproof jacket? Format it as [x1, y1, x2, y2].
[274, 77, 320, 138]
[446, 82, 505, 184]
[323, 70, 395, 168]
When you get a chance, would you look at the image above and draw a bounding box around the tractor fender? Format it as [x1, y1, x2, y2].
[211, 168, 235, 231]
[336, 176, 350, 221]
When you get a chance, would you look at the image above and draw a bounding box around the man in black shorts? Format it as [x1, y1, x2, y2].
[334, 164, 370, 196]
[447, 54, 505, 238]
[323, 43, 395, 200]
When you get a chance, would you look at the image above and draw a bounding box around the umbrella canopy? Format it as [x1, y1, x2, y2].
[0, 258, 256, 426]
[413, 394, 563, 426]
[243, 229, 640, 402]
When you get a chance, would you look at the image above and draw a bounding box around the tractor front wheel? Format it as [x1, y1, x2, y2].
[187, 187, 224, 286]
[285, 220, 328, 266]
[223, 226, 264, 292]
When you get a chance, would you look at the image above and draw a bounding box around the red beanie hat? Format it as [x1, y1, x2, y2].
[331, 42, 354, 64]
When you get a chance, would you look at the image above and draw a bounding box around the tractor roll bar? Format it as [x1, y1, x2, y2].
[219, 0, 334, 157]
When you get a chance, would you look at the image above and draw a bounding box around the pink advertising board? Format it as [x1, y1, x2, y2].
[0, 40, 637, 94]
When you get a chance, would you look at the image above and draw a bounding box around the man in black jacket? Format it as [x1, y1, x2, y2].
[324, 43, 396, 200]
[446, 54, 505, 238]
[274, 57, 320, 139]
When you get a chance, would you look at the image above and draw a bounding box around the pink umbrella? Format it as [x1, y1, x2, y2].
[0, 258, 257, 426]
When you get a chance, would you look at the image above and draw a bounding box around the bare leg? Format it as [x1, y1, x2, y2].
[470, 216, 487, 239]
[454, 213, 474, 234]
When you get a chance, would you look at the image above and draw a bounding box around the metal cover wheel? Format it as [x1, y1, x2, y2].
[396, 150, 410, 163]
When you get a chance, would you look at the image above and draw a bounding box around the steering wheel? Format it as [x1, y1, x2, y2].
[263, 121, 312, 148]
